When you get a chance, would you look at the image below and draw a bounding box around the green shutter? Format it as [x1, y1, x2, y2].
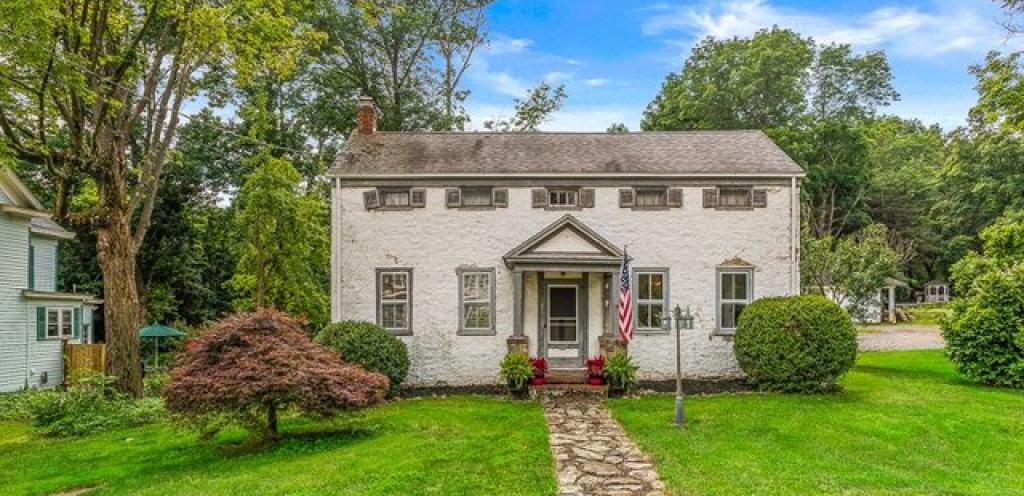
[28, 243, 34, 290]
[36, 307, 46, 341]
[73, 308, 82, 340]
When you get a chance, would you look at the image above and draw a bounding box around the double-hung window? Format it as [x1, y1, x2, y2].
[635, 188, 668, 207]
[45, 308, 73, 339]
[460, 187, 494, 207]
[718, 187, 752, 208]
[635, 270, 668, 331]
[548, 189, 578, 207]
[377, 269, 412, 334]
[458, 268, 495, 334]
[718, 269, 753, 333]
[380, 189, 411, 208]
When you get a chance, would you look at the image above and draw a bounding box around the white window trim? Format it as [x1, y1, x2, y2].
[633, 268, 670, 333]
[45, 307, 74, 339]
[716, 268, 754, 334]
[376, 268, 413, 335]
[457, 268, 496, 335]
[547, 189, 578, 208]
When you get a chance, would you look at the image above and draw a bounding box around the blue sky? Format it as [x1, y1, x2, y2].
[464, 0, 1022, 131]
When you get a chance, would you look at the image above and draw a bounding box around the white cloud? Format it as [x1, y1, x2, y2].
[544, 71, 574, 84]
[640, 0, 1015, 57]
[584, 78, 611, 87]
[486, 34, 533, 55]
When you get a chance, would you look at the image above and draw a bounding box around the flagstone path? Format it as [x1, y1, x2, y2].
[542, 396, 666, 496]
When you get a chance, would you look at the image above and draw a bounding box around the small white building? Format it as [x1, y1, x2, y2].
[924, 280, 950, 303]
[328, 99, 804, 386]
[0, 169, 99, 392]
[826, 278, 908, 324]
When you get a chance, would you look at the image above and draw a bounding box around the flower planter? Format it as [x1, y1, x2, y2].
[587, 376, 604, 386]
[530, 377, 546, 386]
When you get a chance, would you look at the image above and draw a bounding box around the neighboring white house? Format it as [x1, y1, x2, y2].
[826, 277, 908, 324]
[923, 280, 950, 303]
[328, 98, 804, 386]
[0, 168, 99, 392]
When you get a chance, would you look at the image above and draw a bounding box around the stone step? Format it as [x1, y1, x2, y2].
[529, 383, 608, 400]
[545, 368, 589, 384]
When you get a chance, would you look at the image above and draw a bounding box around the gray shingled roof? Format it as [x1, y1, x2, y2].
[30, 217, 73, 237]
[328, 130, 804, 177]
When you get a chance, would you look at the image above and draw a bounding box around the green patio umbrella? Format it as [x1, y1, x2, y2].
[139, 323, 186, 369]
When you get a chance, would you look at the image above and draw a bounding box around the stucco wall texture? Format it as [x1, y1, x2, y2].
[333, 185, 798, 386]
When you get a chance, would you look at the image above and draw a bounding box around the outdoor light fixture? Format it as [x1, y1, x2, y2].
[672, 305, 694, 426]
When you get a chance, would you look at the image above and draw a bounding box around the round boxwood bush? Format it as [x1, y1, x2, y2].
[316, 321, 410, 395]
[734, 295, 858, 392]
[943, 263, 1024, 388]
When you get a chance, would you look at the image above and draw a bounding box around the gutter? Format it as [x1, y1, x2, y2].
[328, 171, 807, 180]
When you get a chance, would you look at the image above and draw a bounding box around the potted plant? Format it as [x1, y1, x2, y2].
[603, 351, 638, 396]
[586, 356, 605, 386]
[529, 357, 547, 386]
[499, 352, 534, 399]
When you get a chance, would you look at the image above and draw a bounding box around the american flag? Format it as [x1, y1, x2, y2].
[618, 247, 634, 343]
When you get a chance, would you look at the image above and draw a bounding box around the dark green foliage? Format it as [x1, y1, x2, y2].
[0, 390, 57, 422]
[498, 352, 533, 391]
[603, 351, 639, 392]
[734, 295, 857, 392]
[316, 321, 410, 394]
[944, 211, 1024, 387]
[28, 372, 164, 436]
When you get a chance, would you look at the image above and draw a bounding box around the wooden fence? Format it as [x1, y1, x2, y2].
[64, 343, 106, 378]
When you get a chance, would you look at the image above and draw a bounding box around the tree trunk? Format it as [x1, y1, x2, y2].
[266, 402, 279, 440]
[97, 208, 144, 397]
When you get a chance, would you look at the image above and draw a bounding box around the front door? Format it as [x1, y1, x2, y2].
[546, 284, 583, 367]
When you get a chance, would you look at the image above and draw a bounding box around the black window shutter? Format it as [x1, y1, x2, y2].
[702, 188, 718, 208]
[363, 190, 379, 210]
[619, 188, 635, 208]
[446, 188, 461, 208]
[752, 189, 767, 208]
[493, 188, 509, 207]
[531, 189, 548, 208]
[580, 188, 595, 208]
[411, 188, 427, 207]
[668, 188, 683, 207]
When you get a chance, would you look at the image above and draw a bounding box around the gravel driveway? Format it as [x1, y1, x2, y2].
[858, 325, 945, 351]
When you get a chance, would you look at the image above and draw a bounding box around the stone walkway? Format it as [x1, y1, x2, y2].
[542, 396, 665, 496]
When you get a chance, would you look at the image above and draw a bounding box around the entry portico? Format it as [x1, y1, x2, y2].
[503, 214, 624, 368]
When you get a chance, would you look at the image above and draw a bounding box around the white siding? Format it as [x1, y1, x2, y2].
[335, 183, 799, 386]
[31, 236, 58, 292]
[0, 214, 30, 391]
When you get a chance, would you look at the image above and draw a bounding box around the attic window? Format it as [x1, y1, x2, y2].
[635, 188, 667, 207]
[461, 187, 493, 207]
[381, 189, 411, 207]
[549, 189, 578, 207]
[718, 187, 752, 208]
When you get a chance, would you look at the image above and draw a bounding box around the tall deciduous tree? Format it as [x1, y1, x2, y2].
[0, 0, 318, 395]
[483, 82, 567, 132]
[230, 153, 329, 328]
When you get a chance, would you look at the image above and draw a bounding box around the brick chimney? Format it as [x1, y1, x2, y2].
[357, 95, 376, 134]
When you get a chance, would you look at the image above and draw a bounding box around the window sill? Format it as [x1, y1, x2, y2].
[635, 329, 671, 335]
[457, 329, 497, 336]
[713, 206, 754, 211]
[386, 329, 413, 336]
[629, 206, 671, 211]
[712, 329, 736, 338]
[542, 205, 583, 211]
[452, 206, 497, 211]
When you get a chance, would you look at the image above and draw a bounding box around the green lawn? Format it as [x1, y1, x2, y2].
[609, 351, 1024, 495]
[0, 396, 556, 496]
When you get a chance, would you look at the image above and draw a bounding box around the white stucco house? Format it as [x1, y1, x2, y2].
[328, 98, 804, 386]
[0, 168, 99, 392]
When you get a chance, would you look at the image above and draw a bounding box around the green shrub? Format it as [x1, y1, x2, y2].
[603, 351, 639, 392]
[943, 263, 1024, 388]
[30, 371, 164, 436]
[734, 295, 858, 392]
[0, 390, 57, 422]
[316, 321, 409, 395]
[144, 372, 170, 398]
[498, 352, 533, 391]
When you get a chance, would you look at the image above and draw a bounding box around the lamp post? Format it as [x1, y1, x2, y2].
[663, 304, 694, 426]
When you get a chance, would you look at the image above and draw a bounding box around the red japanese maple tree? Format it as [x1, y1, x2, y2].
[164, 309, 389, 440]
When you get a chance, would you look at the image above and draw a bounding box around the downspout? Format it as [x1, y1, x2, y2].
[330, 177, 343, 322]
[790, 176, 800, 295]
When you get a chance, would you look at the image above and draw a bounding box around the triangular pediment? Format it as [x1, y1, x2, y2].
[0, 168, 45, 211]
[504, 215, 622, 268]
